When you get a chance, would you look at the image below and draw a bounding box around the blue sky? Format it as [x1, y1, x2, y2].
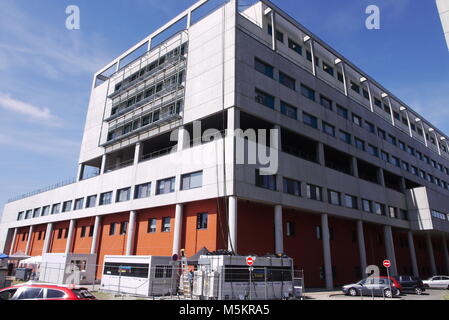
[0, 0, 448, 210]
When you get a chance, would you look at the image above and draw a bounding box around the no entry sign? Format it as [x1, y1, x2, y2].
[246, 256, 255, 266]
[383, 260, 391, 268]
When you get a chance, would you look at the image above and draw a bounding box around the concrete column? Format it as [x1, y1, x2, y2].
[65, 220, 76, 254]
[77, 164, 84, 182]
[126, 211, 137, 255]
[133, 142, 141, 165]
[25, 225, 34, 256]
[228, 196, 238, 253]
[90, 216, 102, 254]
[383, 225, 398, 276]
[270, 11, 276, 51]
[274, 205, 283, 255]
[407, 231, 419, 277]
[172, 204, 183, 256]
[177, 126, 186, 152]
[321, 214, 333, 289]
[318, 143, 325, 166]
[442, 235, 449, 275]
[100, 154, 107, 174]
[9, 228, 18, 256]
[352, 157, 359, 178]
[426, 233, 437, 276]
[42, 223, 53, 254]
[378, 169, 385, 187]
[357, 221, 367, 277]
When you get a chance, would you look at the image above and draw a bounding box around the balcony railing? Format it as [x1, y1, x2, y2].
[7, 178, 77, 203]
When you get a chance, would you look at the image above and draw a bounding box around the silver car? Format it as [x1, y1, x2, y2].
[342, 278, 399, 298]
[423, 276, 449, 289]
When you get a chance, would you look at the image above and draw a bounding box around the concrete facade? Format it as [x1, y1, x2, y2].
[2, 0, 449, 288]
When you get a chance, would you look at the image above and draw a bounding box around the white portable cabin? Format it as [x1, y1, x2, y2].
[39, 253, 97, 285]
[101, 255, 178, 297]
[194, 255, 295, 300]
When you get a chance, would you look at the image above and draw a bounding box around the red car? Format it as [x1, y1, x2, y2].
[378, 276, 403, 294]
[0, 283, 97, 300]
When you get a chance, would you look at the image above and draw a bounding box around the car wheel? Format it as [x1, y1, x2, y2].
[384, 288, 393, 298]
[348, 288, 358, 297]
[414, 287, 423, 295]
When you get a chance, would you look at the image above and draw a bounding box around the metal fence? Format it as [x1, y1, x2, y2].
[13, 262, 305, 300]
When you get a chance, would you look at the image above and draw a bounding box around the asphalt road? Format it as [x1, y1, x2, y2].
[305, 289, 448, 300]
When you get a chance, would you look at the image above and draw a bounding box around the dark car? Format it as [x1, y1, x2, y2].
[0, 284, 97, 300]
[393, 275, 425, 295]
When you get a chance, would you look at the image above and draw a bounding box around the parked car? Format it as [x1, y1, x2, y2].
[342, 277, 402, 298]
[0, 283, 97, 300]
[423, 276, 449, 289]
[392, 275, 425, 295]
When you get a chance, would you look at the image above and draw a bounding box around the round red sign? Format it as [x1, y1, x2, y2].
[246, 256, 254, 266]
[383, 259, 391, 268]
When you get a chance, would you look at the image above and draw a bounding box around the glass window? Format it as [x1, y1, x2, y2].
[255, 88, 275, 109]
[352, 114, 362, 126]
[355, 138, 365, 151]
[197, 213, 208, 230]
[254, 58, 274, 78]
[374, 202, 385, 215]
[328, 190, 341, 205]
[322, 122, 335, 137]
[300, 84, 315, 101]
[339, 130, 351, 144]
[303, 112, 318, 129]
[381, 151, 389, 162]
[322, 62, 334, 76]
[345, 195, 358, 209]
[134, 183, 151, 199]
[120, 221, 128, 235]
[283, 178, 301, 196]
[280, 101, 297, 120]
[74, 198, 84, 210]
[288, 38, 302, 55]
[389, 207, 398, 218]
[147, 218, 157, 233]
[336, 105, 348, 119]
[46, 290, 66, 299]
[391, 156, 400, 167]
[279, 71, 296, 90]
[320, 95, 332, 110]
[116, 187, 131, 202]
[18, 287, 44, 300]
[255, 169, 277, 191]
[181, 171, 203, 190]
[367, 145, 379, 157]
[162, 217, 171, 232]
[99, 191, 113, 205]
[157, 177, 176, 195]
[350, 81, 360, 94]
[387, 134, 396, 145]
[307, 184, 322, 201]
[17, 212, 24, 221]
[286, 222, 295, 237]
[62, 201, 72, 213]
[109, 223, 116, 236]
[86, 195, 97, 208]
[362, 199, 372, 213]
[40, 206, 50, 217]
[364, 121, 375, 134]
[32, 208, 41, 218]
[51, 203, 61, 215]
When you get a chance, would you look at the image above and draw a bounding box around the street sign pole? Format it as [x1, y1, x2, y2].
[249, 267, 252, 300]
[383, 260, 392, 299]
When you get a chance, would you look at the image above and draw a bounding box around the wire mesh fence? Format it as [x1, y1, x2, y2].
[11, 262, 305, 300]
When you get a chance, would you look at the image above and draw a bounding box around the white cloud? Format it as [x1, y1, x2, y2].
[0, 92, 61, 126]
[0, 130, 80, 158]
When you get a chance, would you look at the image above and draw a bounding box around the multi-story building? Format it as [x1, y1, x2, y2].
[437, 0, 449, 50]
[2, 0, 449, 289]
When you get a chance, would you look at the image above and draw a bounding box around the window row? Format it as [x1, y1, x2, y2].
[254, 169, 408, 220]
[16, 171, 203, 221]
